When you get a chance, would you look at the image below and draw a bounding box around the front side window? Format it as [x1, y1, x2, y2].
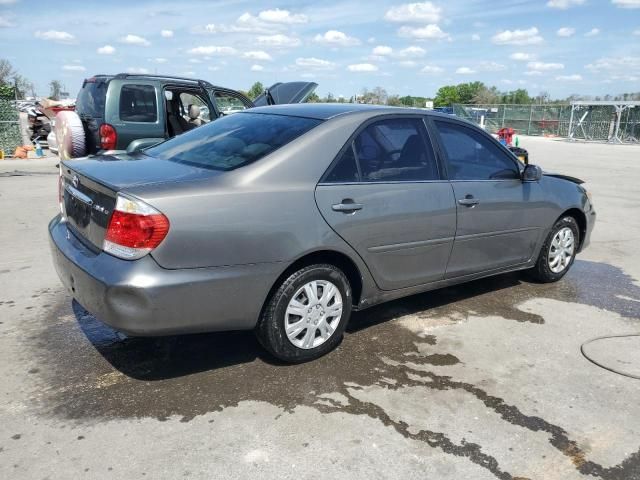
[354, 118, 438, 182]
[434, 121, 519, 180]
[146, 113, 322, 171]
[119, 84, 157, 122]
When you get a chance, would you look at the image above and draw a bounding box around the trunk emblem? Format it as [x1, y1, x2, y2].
[72, 175, 79, 188]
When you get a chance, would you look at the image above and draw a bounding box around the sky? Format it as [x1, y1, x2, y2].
[0, 0, 639, 99]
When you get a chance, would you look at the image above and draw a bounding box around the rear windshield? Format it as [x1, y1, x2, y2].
[76, 79, 108, 118]
[146, 112, 322, 171]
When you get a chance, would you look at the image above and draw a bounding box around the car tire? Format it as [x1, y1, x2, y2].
[256, 264, 352, 363]
[527, 216, 580, 283]
[55, 110, 86, 160]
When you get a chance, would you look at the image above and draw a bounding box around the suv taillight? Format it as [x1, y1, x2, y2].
[99, 123, 117, 150]
[103, 194, 169, 260]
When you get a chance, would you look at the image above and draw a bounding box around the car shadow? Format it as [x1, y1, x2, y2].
[71, 271, 527, 381]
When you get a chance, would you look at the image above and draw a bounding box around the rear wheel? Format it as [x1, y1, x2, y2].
[527, 216, 579, 283]
[256, 264, 352, 363]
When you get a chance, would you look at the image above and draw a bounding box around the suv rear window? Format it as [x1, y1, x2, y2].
[119, 84, 157, 122]
[146, 113, 322, 171]
[76, 79, 108, 118]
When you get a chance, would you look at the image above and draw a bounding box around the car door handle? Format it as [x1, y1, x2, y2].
[458, 196, 479, 207]
[332, 200, 363, 213]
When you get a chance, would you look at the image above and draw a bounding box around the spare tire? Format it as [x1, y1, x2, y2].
[55, 110, 86, 160]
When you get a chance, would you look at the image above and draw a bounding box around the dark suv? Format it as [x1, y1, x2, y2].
[59, 73, 316, 159]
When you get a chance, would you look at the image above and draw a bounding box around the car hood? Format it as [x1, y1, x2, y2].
[63, 153, 223, 191]
[543, 172, 585, 184]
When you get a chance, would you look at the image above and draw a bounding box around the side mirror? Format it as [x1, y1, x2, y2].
[522, 164, 542, 182]
[126, 138, 164, 154]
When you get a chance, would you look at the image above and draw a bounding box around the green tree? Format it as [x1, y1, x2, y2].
[306, 92, 320, 103]
[247, 81, 264, 100]
[49, 80, 63, 100]
[434, 85, 460, 107]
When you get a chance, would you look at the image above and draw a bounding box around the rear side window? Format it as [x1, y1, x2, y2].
[119, 84, 157, 122]
[146, 112, 322, 171]
[434, 121, 519, 180]
[76, 79, 107, 118]
[323, 118, 439, 183]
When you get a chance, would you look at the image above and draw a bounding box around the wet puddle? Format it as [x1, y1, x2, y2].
[27, 259, 640, 479]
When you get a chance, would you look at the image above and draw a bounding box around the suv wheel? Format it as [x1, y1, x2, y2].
[256, 264, 352, 363]
[527, 216, 580, 283]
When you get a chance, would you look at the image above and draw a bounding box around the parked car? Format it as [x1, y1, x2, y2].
[55, 73, 317, 160]
[49, 104, 595, 362]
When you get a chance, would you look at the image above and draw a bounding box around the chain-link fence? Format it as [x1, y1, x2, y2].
[452, 103, 640, 142]
[0, 99, 22, 156]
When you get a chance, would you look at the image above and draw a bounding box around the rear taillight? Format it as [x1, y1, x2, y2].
[103, 194, 169, 260]
[99, 123, 117, 150]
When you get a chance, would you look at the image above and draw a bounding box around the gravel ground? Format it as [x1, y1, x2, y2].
[0, 138, 638, 480]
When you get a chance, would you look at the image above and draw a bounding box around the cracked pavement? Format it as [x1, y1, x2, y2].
[0, 137, 639, 479]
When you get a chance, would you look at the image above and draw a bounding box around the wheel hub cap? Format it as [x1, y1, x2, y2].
[285, 280, 343, 350]
[548, 227, 575, 274]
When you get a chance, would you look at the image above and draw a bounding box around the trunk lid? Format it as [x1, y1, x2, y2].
[61, 154, 222, 249]
[252, 82, 318, 106]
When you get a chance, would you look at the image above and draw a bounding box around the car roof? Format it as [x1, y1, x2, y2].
[86, 73, 224, 89]
[246, 103, 452, 121]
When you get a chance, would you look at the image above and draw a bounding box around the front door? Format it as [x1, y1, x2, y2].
[315, 116, 457, 291]
[431, 119, 545, 278]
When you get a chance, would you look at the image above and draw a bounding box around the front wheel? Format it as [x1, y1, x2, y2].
[527, 216, 580, 283]
[256, 264, 352, 363]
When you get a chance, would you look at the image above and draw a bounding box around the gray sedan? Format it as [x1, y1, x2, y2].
[49, 104, 595, 362]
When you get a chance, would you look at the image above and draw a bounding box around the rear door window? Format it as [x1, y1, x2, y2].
[146, 112, 321, 171]
[434, 121, 519, 180]
[119, 84, 157, 123]
[353, 118, 439, 182]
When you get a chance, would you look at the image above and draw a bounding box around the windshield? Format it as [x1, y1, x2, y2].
[146, 112, 322, 171]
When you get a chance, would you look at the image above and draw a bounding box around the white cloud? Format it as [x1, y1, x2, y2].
[35, 30, 75, 43]
[152, 58, 168, 64]
[127, 67, 150, 74]
[420, 65, 444, 74]
[456, 67, 475, 74]
[556, 74, 583, 81]
[479, 61, 507, 71]
[258, 8, 307, 24]
[634, 29, 640, 35]
[0, 0, 19, 4]
[547, 0, 585, 8]
[397, 60, 417, 68]
[524, 70, 543, 76]
[243, 50, 273, 61]
[585, 56, 640, 72]
[612, 0, 640, 8]
[492, 27, 543, 45]
[347, 63, 378, 72]
[557, 27, 575, 37]
[527, 61, 564, 71]
[250, 64, 264, 72]
[120, 34, 150, 46]
[314, 30, 360, 46]
[372, 45, 393, 56]
[0, 15, 14, 28]
[398, 24, 449, 40]
[189, 58, 202, 64]
[384, 2, 442, 23]
[399, 46, 426, 57]
[585, 28, 600, 36]
[62, 65, 86, 72]
[510, 52, 534, 61]
[161, 29, 173, 38]
[188, 45, 237, 55]
[295, 57, 336, 69]
[257, 34, 301, 47]
[471, 34, 481, 41]
[97, 45, 115, 55]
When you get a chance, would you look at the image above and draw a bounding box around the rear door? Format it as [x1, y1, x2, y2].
[430, 118, 545, 278]
[106, 80, 164, 149]
[252, 82, 318, 106]
[315, 116, 457, 291]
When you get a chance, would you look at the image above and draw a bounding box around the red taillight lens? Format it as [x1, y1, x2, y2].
[105, 211, 169, 249]
[99, 123, 117, 150]
[103, 194, 169, 260]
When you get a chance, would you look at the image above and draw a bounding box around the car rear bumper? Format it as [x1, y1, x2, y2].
[48, 215, 279, 336]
